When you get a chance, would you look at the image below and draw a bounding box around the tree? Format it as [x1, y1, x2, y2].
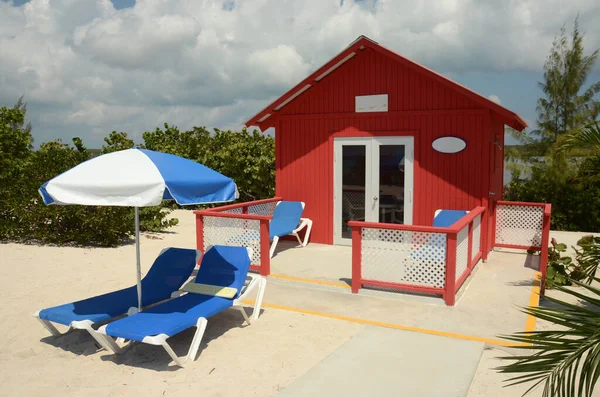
[535, 16, 600, 143]
[0, 97, 33, 179]
[142, 125, 275, 202]
[102, 131, 135, 153]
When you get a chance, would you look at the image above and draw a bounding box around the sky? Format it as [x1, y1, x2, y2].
[1, 0, 599, 148]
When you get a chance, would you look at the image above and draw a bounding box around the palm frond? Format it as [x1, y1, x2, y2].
[497, 276, 600, 396]
[558, 121, 600, 154]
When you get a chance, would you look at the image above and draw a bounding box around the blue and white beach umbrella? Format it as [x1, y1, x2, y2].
[39, 147, 238, 310]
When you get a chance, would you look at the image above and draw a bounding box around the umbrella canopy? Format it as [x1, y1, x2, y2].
[39, 147, 238, 206]
[38, 147, 238, 312]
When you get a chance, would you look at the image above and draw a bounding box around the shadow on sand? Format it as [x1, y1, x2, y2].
[40, 307, 265, 371]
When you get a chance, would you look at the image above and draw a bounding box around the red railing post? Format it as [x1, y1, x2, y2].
[351, 224, 362, 293]
[444, 232, 458, 306]
[242, 205, 248, 231]
[539, 204, 552, 296]
[195, 213, 204, 252]
[259, 219, 271, 276]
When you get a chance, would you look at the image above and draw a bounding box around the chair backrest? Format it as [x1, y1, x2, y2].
[433, 210, 469, 228]
[269, 201, 305, 238]
[194, 245, 251, 298]
[140, 247, 199, 305]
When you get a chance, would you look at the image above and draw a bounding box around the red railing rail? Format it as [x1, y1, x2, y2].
[194, 197, 283, 276]
[349, 206, 486, 306]
[203, 197, 283, 213]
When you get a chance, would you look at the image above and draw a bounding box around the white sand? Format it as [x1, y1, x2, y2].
[0, 210, 363, 396]
[3, 210, 598, 396]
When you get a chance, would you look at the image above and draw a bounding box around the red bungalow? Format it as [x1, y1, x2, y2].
[196, 36, 551, 305]
[244, 36, 526, 251]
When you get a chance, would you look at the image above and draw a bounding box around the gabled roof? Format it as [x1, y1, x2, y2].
[244, 35, 527, 131]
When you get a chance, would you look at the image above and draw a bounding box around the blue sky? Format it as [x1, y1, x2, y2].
[1, 0, 599, 147]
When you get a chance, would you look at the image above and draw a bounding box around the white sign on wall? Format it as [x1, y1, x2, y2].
[432, 137, 467, 154]
[355, 94, 388, 113]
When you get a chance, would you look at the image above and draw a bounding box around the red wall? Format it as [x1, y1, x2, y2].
[273, 48, 494, 245]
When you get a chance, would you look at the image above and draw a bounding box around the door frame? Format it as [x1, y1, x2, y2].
[372, 136, 414, 226]
[333, 135, 414, 245]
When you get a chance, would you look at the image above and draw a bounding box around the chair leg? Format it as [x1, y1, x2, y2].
[36, 317, 63, 337]
[186, 318, 208, 364]
[269, 236, 279, 258]
[293, 231, 303, 246]
[155, 317, 208, 368]
[162, 341, 184, 367]
[301, 219, 313, 247]
[83, 322, 125, 354]
[239, 306, 251, 325]
[251, 277, 267, 321]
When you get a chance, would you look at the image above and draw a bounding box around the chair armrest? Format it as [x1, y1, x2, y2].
[235, 274, 264, 303]
[171, 290, 187, 298]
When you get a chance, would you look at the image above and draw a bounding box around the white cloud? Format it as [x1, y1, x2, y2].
[488, 94, 502, 105]
[0, 0, 599, 147]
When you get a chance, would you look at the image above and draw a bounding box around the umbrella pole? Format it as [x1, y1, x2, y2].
[135, 207, 142, 312]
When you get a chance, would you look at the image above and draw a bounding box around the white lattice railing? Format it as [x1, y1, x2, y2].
[195, 197, 283, 275]
[203, 216, 261, 264]
[494, 202, 545, 249]
[248, 201, 278, 217]
[493, 201, 552, 295]
[361, 228, 447, 289]
[455, 226, 469, 284]
[349, 206, 486, 306]
[472, 214, 481, 262]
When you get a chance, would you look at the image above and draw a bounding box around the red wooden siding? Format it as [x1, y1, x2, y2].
[259, 42, 518, 249]
[279, 47, 480, 116]
[277, 112, 487, 244]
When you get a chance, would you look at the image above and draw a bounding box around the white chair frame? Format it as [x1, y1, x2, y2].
[269, 201, 313, 258]
[96, 248, 267, 367]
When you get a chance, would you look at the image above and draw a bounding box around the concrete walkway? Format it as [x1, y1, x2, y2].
[278, 326, 484, 397]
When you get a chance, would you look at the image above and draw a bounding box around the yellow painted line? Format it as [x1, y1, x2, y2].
[524, 272, 541, 334]
[242, 299, 522, 347]
[269, 273, 351, 289]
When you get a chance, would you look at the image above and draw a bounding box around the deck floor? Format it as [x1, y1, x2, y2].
[271, 241, 352, 285]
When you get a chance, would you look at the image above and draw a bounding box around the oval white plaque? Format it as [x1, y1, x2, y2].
[432, 137, 466, 154]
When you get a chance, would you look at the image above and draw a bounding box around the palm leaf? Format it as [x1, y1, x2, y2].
[558, 121, 600, 154]
[497, 276, 600, 396]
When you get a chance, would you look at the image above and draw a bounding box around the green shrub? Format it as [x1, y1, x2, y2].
[0, 131, 178, 246]
[143, 124, 275, 202]
[505, 161, 600, 232]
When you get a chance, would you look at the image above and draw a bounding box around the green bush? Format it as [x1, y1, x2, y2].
[0, 98, 274, 247]
[0, 139, 135, 246]
[143, 124, 275, 202]
[0, 103, 178, 246]
[505, 160, 600, 232]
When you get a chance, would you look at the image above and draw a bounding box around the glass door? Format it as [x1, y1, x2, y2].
[372, 137, 413, 226]
[333, 136, 413, 245]
[333, 139, 372, 245]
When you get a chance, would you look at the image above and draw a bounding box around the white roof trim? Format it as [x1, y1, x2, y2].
[257, 113, 271, 123]
[315, 52, 356, 82]
[274, 84, 312, 111]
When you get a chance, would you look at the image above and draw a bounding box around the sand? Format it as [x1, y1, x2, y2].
[0, 210, 363, 396]
[2, 209, 598, 396]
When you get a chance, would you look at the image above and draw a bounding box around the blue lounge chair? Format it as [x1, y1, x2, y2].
[410, 210, 469, 263]
[269, 201, 312, 258]
[33, 247, 200, 352]
[97, 245, 267, 367]
[433, 209, 469, 228]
